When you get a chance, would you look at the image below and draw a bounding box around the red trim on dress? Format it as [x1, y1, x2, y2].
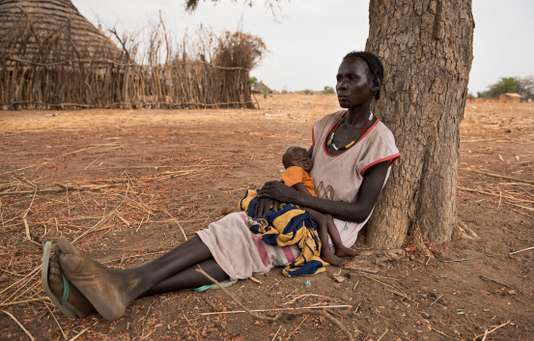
[360, 152, 401, 175]
[322, 113, 381, 157]
[359, 118, 380, 141]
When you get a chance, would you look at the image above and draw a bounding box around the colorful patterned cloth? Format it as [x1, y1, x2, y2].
[239, 190, 327, 277]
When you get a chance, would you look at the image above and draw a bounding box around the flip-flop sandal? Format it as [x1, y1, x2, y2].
[41, 241, 86, 318]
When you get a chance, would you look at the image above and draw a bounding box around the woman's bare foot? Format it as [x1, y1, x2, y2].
[48, 254, 96, 317]
[56, 238, 137, 321]
[335, 246, 358, 258]
[322, 247, 347, 267]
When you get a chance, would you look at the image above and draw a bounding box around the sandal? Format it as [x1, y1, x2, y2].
[41, 241, 88, 318]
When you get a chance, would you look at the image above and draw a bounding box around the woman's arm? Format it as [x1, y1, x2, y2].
[258, 161, 390, 223]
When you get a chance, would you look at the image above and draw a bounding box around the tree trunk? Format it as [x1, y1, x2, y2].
[365, 0, 474, 247]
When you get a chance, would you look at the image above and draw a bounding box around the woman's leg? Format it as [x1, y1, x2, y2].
[142, 259, 228, 296]
[125, 235, 215, 292]
[55, 235, 222, 320]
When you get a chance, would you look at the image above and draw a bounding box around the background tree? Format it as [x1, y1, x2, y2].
[518, 76, 534, 99]
[186, 0, 281, 11]
[478, 77, 520, 98]
[249, 76, 258, 86]
[322, 86, 335, 94]
[186, 0, 475, 248]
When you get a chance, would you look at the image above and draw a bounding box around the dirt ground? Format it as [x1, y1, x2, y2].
[0, 94, 533, 341]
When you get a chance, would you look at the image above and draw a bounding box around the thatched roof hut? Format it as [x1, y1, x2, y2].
[251, 80, 272, 95]
[0, 0, 122, 63]
[0, 4, 262, 110]
[499, 93, 522, 103]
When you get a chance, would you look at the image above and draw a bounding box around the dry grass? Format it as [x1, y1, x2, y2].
[0, 95, 532, 340]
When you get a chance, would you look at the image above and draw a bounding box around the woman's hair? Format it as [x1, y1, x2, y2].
[282, 146, 313, 172]
[343, 51, 384, 100]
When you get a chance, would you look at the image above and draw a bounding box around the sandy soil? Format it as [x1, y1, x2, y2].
[0, 94, 533, 340]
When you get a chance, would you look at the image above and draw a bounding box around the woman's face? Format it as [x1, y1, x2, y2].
[336, 58, 375, 108]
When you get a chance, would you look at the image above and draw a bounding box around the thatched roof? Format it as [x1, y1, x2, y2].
[251, 80, 272, 94]
[502, 93, 522, 98]
[0, 0, 122, 63]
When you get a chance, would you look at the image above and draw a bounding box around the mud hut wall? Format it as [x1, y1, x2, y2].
[0, 60, 252, 109]
[0, 12, 255, 109]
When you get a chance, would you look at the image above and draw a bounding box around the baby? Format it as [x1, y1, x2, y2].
[281, 146, 357, 265]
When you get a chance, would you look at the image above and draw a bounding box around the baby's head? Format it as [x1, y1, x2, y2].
[282, 146, 313, 172]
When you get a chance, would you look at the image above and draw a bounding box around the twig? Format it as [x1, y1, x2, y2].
[249, 276, 262, 285]
[438, 257, 477, 263]
[508, 202, 534, 212]
[510, 246, 534, 255]
[0, 268, 24, 277]
[270, 325, 282, 341]
[22, 189, 37, 242]
[283, 293, 343, 306]
[68, 327, 90, 341]
[135, 217, 146, 233]
[1, 310, 35, 340]
[285, 316, 307, 340]
[116, 214, 131, 227]
[163, 209, 188, 241]
[362, 274, 413, 302]
[0, 266, 39, 297]
[66, 187, 71, 218]
[0, 164, 40, 176]
[458, 186, 534, 205]
[0, 297, 48, 308]
[44, 303, 67, 340]
[352, 280, 360, 291]
[0, 183, 122, 197]
[376, 328, 389, 341]
[197, 259, 354, 331]
[430, 295, 443, 306]
[479, 275, 512, 289]
[72, 183, 130, 244]
[511, 208, 533, 219]
[473, 321, 511, 340]
[83, 154, 105, 170]
[4, 279, 41, 305]
[464, 169, 534, 185]
[199, 305, 353, 316]
[62, 144, 120, 157]
[195, 266, 278, 321]
[321, 310, 355, 341]
[431, 326, 456, 339]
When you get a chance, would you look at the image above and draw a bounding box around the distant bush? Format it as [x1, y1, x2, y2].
[478, 77, 520, 98]
[322, 86, 335, 94]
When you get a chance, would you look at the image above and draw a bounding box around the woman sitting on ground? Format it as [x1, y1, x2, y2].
[43, 51, 400, 321]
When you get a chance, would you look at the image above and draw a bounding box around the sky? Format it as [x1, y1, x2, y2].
[72, 0, 534, 93]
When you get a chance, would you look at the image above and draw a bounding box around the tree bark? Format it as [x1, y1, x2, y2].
[365, 0, 474, 247]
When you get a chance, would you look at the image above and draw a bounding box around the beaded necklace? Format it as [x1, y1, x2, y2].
[326, 111, 375, 151]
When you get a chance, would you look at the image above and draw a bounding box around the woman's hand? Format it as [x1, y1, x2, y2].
[258, 181, 300, 204]
[255, 197, 275, 218]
